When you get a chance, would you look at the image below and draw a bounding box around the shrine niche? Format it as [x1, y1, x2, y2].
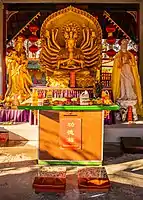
[40, 6, 102, 88]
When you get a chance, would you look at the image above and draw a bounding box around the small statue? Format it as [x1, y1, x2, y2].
[112, 39, 142, 115]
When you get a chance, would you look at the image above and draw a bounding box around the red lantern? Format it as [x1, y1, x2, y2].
[106, 36, 116, 45]
[106, 24, 116, 33]
[29, 34, 38, 43]
[29, 24, 39, 34]
[129, 49, 137, 57]
[29, 45, 39, 53]
[106, 49, 116, 58]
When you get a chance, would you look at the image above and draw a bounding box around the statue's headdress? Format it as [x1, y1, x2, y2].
[118, 38, 129, 45]
[62, 22, 80, 41]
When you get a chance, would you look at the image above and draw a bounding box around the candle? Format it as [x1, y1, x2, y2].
[128, 106, 133, 123]
[70, 71, 76, 88]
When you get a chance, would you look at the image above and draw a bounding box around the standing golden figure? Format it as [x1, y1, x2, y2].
[112, 39, 143, 115]
[18, 53, 33, 97]
[5, 51, 20, 99]
[40, 6, 102, 88]
[5, 36, 32, 105]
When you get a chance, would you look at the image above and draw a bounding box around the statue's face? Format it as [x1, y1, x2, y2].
[121, 43, 127, 50]
[121, 39, 128, 50]
[12, 51, 17, 58]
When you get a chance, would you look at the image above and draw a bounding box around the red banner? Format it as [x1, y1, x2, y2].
[59, 118, 81, 149]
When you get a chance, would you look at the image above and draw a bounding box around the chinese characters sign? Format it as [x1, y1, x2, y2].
[59, 118, 81, 149]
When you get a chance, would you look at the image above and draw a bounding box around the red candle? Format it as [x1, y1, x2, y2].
[128, 106, 133, 122]
[70, 71, 76, 88]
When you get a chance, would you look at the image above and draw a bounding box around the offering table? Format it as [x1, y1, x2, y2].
[18, 105, 119, 165]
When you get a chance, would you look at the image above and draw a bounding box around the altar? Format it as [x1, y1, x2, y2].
[18, 104, 119, 164]
[14, 6, 121, 194]
[1, 4, 141, 126]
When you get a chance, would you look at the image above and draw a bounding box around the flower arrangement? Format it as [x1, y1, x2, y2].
[94, 81, 103, 98]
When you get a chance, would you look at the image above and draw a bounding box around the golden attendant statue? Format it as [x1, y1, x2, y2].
[112, 39, 143, 115]
[5, 36, 32, 105]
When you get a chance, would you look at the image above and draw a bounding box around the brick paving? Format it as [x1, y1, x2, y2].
[0, 146, 143, 200]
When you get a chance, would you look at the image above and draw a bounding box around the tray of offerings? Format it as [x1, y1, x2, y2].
[78, 167, 111, 192]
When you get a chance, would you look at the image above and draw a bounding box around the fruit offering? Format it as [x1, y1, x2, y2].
[93, 98, 103, 105]
[101, 90, 113, 105]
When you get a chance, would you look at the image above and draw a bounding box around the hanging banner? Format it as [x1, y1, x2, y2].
[59, 118, 81, 149]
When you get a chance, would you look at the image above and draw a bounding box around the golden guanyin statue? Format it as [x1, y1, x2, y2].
[5, 36, 32, 105]
[112, 39, 143, 115]
[40, 6, 102, 88]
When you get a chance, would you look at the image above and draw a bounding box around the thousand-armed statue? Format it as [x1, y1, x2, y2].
[40, 6, 102, 88]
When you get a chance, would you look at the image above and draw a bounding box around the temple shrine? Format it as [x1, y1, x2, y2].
[1, 3, 141, 124]
[0, 0, 143, 195]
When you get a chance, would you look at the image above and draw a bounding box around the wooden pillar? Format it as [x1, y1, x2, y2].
[139, 1, 143, 95]
[3, 5, 6, 97]
[0, 3, 3, 98]
[0, 3, 6, 99]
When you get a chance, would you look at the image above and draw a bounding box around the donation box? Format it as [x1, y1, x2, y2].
[39, 110, 103, 162]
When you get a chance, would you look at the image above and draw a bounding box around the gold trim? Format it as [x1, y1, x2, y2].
[40, 5, 102, 41]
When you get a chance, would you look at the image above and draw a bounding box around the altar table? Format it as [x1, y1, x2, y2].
[18, 105, 119, 165]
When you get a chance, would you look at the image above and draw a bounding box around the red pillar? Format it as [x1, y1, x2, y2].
[2, 4, 7, 98]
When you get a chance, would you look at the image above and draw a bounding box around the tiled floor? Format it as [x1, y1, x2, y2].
[0, 123, 143, 199]
[0, 154, 143, 200]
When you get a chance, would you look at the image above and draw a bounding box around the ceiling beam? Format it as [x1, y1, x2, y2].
[1, 0, 142, 4]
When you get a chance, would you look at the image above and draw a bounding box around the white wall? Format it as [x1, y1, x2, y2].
[104, 124, 143, 143]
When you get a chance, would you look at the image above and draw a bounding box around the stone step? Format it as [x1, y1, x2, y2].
[103, 143, 122, 158]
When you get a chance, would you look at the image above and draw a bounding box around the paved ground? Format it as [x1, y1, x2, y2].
[0, 123, 143, 199]
[0, 145, 143, 200]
